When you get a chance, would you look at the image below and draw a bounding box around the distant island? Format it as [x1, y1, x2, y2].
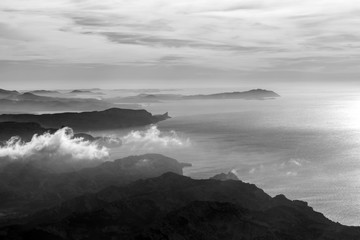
[185, 89, 280, 100]
[0, 108, 170, 131]
[106, 89, 280, 103]
[70, 90, 105, 95]
[0, 122, 55, 142]
[0, 89, 114, 113]
[28, 90, 61, 95]
[0, 89, 20, 99]
[0, 122, 102, 143]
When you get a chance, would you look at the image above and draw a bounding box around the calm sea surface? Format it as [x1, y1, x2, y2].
[17, 89, 360, 226]
[132, 92, 360, 226]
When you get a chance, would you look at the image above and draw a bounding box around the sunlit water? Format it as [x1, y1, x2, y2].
[94, 92, 360, 226]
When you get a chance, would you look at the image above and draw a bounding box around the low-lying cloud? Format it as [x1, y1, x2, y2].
[0, 127, 109, 171]
[121, 125, 190, 151]
[0, 125, 189, 171]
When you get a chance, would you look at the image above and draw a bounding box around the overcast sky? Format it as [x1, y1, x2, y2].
[1, 0, 360, 90]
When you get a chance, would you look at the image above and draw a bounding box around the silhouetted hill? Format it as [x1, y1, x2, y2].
[0, 89, 19, 99]
[185, 89, 280, 100]
[28, 90, 60, 95]
[0, 122, 105, 142]
[0, 154, 190, 219]
[0, 98, 114, 113]
[69, 90, 105, 96]
[0, 122, 56, 142]
[1, 172, 359, 240]
[6, 92, 54, 101]
[71, 90, 87, 93]
[0, 88, 117, 112]
[210, 171, 240, 181]
[107, 89, 280, 103]
[0, 108, 170, 131]
[110, 94, 183, 103]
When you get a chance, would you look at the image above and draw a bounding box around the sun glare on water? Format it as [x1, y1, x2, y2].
[342, 98, 360, 130]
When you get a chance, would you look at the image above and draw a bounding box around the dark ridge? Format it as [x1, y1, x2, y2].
[0, 108, 170, 131]
[0, 89, 19, 99]
[210, 171, 240, 181]
[0, 122, 101, 143]
[1, 172, 359, 240]
[0, 89, 115, 113]
[185, 89, 281, 100]
[70, 90, 91, 93]
[69, 90, 104, 95]
[28, 90, 60, 95]
[0, 154, 189, 219]
[0, 122, 56, 142]
[107, 89, 280, 103]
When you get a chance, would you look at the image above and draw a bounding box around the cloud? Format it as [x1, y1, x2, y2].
[0, 125, 189, 171]
[84, 31, 273, 53]
[286, 171, 298, 177]
[2, 0, 360, 83]
[0, 23, 32, 41]
[280, 158, 306, 169]
[0, 127, 109, 170]
[158, 55, 185, 64]
[71, 16, 119, 27]
[121, 125, 190, 151]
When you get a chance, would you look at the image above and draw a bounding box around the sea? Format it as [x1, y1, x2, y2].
[94, 89, 360, 226]
[6, 87, 359, 226]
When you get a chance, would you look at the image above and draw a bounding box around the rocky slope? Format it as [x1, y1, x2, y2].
[0, 154, 189, 219]
[1, 172, 359, 240]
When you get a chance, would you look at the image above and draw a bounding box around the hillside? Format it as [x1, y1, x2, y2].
[0, 108, 170, 131]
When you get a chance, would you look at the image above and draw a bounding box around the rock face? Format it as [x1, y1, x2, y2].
[0, 154, 189, 218]
[1, 172, 360, 240]
[0, 108, 170, 131]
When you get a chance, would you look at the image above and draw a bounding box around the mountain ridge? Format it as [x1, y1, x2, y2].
[0, 108, 170, 131]
[1, 171, 359, 240]
[107, 89, 280, 103]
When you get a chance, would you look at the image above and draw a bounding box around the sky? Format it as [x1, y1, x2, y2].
[1, 0, 360, 90]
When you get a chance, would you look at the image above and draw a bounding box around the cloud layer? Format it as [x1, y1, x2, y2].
[121, 125, 190, 151]
[0, 127, 109, 170]
[1, 0, 360, 88]
[0, 126, 189, 171]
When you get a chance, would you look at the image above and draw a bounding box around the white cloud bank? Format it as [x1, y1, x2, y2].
[0, 125, 189, 171]
[121, 125, 190, 151]
[1, 0, 360, 74]
[0, 127, 109, 169]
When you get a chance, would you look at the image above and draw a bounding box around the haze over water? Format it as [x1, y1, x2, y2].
[128, 89, 360, 226]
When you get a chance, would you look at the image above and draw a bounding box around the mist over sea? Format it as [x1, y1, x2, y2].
[111, 89, 360, 226]
[3, 87, 359, 226]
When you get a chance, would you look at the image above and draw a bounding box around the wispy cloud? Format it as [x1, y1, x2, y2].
[1, 0, 360, 85]
[83, 31, 276, 53]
